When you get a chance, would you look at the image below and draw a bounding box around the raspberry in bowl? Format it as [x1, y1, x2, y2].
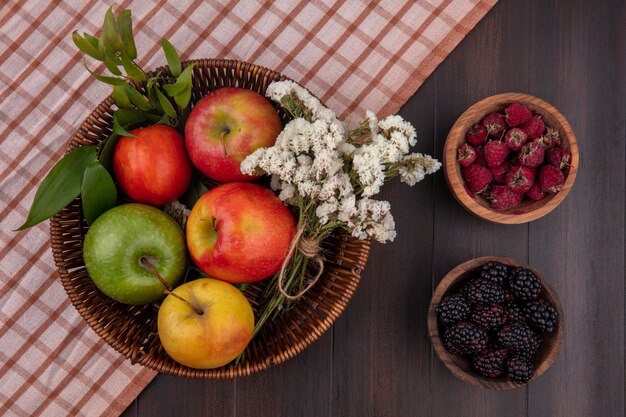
[427, 256, 564, 389]
[444, 93, 578, 224]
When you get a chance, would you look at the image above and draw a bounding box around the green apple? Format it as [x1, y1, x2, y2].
[83, 203, 186, 305]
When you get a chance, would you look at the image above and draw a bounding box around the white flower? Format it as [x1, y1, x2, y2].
[378, 114, 417, 146]
[315, 199, 339, 224]
[352, 148, 385, 196]
[338, 142, 356, 157]
[366, 110, 378, 139]
[278, 183, 295, 202]
[398, 153, 442, 186]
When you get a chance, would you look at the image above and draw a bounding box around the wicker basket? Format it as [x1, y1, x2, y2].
[49, 59, 371, 379]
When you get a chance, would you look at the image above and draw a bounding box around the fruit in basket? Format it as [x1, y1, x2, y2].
[186, 182, 297, 283]
[113, 125, 192, 206]
[185, 87, 282, 182]
[157, 278, 254, 369]
[83, 203, 186, 305]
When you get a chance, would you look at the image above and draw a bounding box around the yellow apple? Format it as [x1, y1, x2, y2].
[157, 278, 254, 369]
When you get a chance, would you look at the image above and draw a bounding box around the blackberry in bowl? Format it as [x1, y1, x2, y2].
[427, 256, 563, 389]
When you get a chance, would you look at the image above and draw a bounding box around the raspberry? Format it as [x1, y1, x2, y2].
[482, 113, 507, 138]
[462, 164, 493, 193]
[518, 142, 545, 168]
[538, 165, 565, 194]
[466, 124, 488, 146]
[546, 146, 571, 170]
[504, 128, 528, 151]
[539, 127, 561, 148]
[525, 182, 546, 201]
[457, 143, 476, 167]
[474, 145, 487, 166]
[443, 321, 488, 355]
[506, 165, 535, 194]
[488, 185, 522, 211]
[474, 348, 509, 378]
[484, 140, 509, 168]
[505, 103, 532, 126]
[436, 293, 472, 325]
[520, 115, 545, 138]
[490, 161, 511, 185]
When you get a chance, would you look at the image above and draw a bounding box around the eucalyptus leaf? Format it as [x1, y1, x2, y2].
[103, 7, 122, 56]
[112, 84, 133, 109]
[120, 50, 146, 82]
[156, 88, 177, 118]
[17, 146, 97, 230]
[112, 113, 137, 137]
[160, 39, 181, 77]
[81, 162, 117, 225]
[124, 85, 152, 111]
[72, 31, 102, 60]
[117, 10, 137, 59]
[85, 64, 125, 85]
[181, 175, 209, 208]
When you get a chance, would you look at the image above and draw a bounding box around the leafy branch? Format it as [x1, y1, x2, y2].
[18, 7, 192, 230]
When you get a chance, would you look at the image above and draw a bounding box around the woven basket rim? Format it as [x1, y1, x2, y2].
[49, 58, 371, 379]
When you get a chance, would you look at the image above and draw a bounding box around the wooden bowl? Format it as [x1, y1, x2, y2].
[443, 93, 579, 224]
[49, 59, 371, 379]
[427, 256, 564, 389]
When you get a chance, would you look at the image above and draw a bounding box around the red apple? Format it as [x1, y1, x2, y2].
[113, 124, 192, 206]
[184, 87, 281, 182]
[186, 182, 297, 283]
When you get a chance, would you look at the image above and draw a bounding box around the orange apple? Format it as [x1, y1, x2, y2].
[157, 278, 254, 369]
[184, 87, 281, 182]
[186, 182, 296, 283]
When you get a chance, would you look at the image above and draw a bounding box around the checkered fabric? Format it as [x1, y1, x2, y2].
[0, 1, 496, 416]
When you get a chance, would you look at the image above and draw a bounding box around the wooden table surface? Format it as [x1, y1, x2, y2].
[121, 1, 625, 416]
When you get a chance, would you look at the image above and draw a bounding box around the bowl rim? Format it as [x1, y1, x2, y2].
[443, 92, 579, 224]
[427, 255, 564, 389]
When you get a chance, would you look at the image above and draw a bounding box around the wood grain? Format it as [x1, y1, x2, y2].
[122, 0, 625, 416]
[427, 256, 564, 390]
[443, 93, 579, 224]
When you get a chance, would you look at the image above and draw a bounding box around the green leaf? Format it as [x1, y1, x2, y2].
[162, 83, 187, 96]
[117, 10, 137, 59]
[174, 84, 192, 109]
[112, 84, 133, 109]
[112, 113, 137, 137]
[181, 175, 209, 208]
[85, 64, 125, 85]
[102, 55, 122, 76]
[81, 162, 117, 225]
[160, 39, 181, 77]
[148, 83, 162, 111]
[98, 133, 120, 173]
[156, 88, 177, 118]
[124, 85, 152, 111]
[120, 50, 146, 82]
[102, 7, 122, 56]
[83, 33, 100, 49]
[72, 31, 102, 60]
[114, 108, 149, 126]
[17, 146, 97, 230]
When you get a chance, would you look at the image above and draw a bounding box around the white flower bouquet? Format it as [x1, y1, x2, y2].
[241, 80, 441, 334]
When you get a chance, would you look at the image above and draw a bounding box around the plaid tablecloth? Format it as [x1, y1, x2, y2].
[0, 1, 496, 416]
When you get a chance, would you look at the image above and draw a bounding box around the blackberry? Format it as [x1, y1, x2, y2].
[436, 294, 472, 325]
[470, 304, 508, 330]
[497, 323, 540, 358]
[479, 262, 509, 285]
[523, 300, 558, 333]
[443, 321, 488, 355]
[505, 301, 526, 323]
[464, 279, 505, 305]
[473, 348, 509, 378]
[507, 355, 534, 384]
[503, 290, 515, 303]
[508, 268, 541, 300]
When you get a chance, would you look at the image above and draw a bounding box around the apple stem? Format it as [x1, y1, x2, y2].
[220, 131, 228, 156]
[140, 257, 204, 315]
